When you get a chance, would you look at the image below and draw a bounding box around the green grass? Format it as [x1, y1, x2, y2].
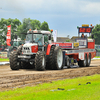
[0, 58, 9, 62]
[94, 56, 100, 58]
[0, 74, 100, 100]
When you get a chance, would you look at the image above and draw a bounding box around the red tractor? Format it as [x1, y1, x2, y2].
[10, 29, 63, 70]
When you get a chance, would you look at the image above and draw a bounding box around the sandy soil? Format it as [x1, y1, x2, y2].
[0, 60, 100, 91]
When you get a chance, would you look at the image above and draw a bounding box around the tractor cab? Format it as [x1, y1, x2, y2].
[22, 30, 52, 55]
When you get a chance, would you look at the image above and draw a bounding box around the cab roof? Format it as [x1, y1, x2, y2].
[27, 30, 51, 35]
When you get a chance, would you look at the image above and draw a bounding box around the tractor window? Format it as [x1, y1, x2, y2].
[26, 34, 32, 42]
[44, 35, 48, 43]
[33, 34, 42, 46]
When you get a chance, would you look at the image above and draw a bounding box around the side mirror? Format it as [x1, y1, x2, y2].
[49, 35, 51, 40]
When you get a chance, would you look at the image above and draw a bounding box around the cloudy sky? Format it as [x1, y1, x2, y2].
[0, 0, 100, 38]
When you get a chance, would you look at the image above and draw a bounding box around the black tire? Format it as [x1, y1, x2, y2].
[65, 56, 70, 68]
[35, 51, 46, 71]
[86, 53, 91, 67]
[78, 54, 87, 67]
[10, 51, 20, 70]
[46, 45, 55, 69]
[52, 46, 63, 70]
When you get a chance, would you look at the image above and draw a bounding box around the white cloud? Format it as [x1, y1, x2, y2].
[1, 0, 100, 17]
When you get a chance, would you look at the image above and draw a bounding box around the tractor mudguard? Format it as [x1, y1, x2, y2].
[46, 44, 55, 55]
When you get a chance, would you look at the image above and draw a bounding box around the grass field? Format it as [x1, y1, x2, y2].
[94, 56, 100, 58]
[0, 74, 100, 100]
[0, 58, 9, 62]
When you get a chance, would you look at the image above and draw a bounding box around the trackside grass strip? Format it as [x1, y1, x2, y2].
[94, 56, 100, 58]
[0, 74, 100, 100]
[0, 58, 9, 62]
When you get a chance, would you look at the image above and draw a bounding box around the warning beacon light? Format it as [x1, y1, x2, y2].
[51, 29, 53, 32]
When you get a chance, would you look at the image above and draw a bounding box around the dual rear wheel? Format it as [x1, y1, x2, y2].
[78, 53, 91, 67]
[35, 46, 63, 71]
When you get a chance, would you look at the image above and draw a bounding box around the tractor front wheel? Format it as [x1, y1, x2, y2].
[10, 51, 20, 70]
[35, 51, 46, 71]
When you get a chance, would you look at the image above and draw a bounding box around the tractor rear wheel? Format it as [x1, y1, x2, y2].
[65, 56, 70, 68]
[35, 51, 46, 71]
[46, 46, 55, 69]
[86, 53, 91, 67]
[10, 51, 20, 70]
[52, 46, 63, 70]
[78, 54, 87, 67]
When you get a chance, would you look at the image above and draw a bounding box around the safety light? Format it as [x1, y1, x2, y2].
[51, 29, 53, 32]
[82, 24, 89, 27]
[29, 29, 31, 31]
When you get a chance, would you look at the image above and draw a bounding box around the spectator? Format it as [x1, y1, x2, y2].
[81, 33, 84, 38]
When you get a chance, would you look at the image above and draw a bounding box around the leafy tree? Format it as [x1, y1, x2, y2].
[92, 24, 100, 44]
[66, 39, 70, 42]
[0, 18, 21, 44]
[0, 18, 50, 44]
[17, 18, 42, 40]
[31, 20, 41, 30]
[40, 21, 49, 31]
[16, 18, 32, 40]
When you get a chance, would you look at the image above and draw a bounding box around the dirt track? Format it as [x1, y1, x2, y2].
[0, 60, 100, 91]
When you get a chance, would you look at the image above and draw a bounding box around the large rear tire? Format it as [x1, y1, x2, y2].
[35, 51, 46, 71]
[86, 53, 91, 67]
[78, 54, 87, 67]
[10, 51, 20, 70]
[46, 46, 55, 69]
[65, 56, 70, 68]
[52, 46, 63, 70]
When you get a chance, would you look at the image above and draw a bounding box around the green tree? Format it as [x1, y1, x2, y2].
[17, 18, 42, 40]
[0, 18, 21, 44]
[66, 39, 70, 42]
[31, 20, 41, 30]
[92, 24, 100, 44]
[0, 18, 50, 44]
[40, 21, 49, 31]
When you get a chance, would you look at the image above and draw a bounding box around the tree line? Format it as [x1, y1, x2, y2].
[0, 18, 100, 45]
[92, 24, 100, 45]
[0, 18, 50, 45]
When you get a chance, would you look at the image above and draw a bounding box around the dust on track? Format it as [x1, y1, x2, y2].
[0, 60, 100, 91]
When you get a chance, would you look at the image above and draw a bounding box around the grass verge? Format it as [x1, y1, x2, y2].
[94, 56, 100, 58]
[0, 58, 9, 62]
[0, 74, 100, 100]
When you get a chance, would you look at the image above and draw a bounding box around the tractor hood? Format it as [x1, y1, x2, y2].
[23, 43, 37, 47]
[22, 43, 38, 54]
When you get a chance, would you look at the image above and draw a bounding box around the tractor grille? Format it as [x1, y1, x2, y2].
[22, 47, 31, 54]
[23, 47, 30, 50]
[22, 50, 31, 53]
